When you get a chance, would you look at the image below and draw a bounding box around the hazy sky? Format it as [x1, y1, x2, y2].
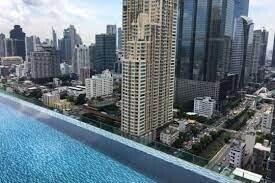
[0, 0, 274, 50]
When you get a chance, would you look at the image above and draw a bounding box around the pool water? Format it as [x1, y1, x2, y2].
[0, 102, 155, 183]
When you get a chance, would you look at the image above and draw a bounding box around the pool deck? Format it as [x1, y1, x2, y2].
[0, 93, 238, 183]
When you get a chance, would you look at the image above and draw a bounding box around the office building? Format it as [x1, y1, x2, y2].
[85, 69, 113, 99]
[31, 46, 61, 79]
[95, 34, 116, 72]
[229, 140, 246, 168]
[175, 0, 235, 107]
[10, 25, 26, 60]
[114, 51, 123, 74]
[79, 67, 90, 84]
[60, 63, 71, 75]
[160, 127, 179, 146]
[25, 36, 37, 61]
[52, 28, 58, 49]
[234, 0, 249, 18]
[258, 28, 269, 67]
[252, 142, 271, 176]
[60, 25, 79, 64]
[261, 106, 274, 134]
[89, 44, 96, 71]
[0, 33, 6, 57]
[72, 45, 90, 75]
[117, 27, 122, 50]
[121, 0, 178, 137]
[194, 97, 216, 119]
[106, 25, 117, 35]
[230, 16, 254, 88]
[42, 93, 60, 108]
[5, 39, 15, 57]
[251, 30, 263, 82]
[272, 36, 275, 68]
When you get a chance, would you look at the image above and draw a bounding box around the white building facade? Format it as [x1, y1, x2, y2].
[85, 70, 113, 99]
[194, 97, 216, 119]
[160, 127, 179, 146]
[261, 106, 274, 134]
[72, 45, 90, 76]
[229, 140, 246, 168]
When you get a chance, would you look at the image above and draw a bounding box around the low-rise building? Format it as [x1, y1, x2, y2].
[229, 140, 246, 168]
[261, 106, 274, 134]
[252, 142, 271, 175]
[160, 127, 179, 146]
[15, 64, 25, 78]
[1, 56, 23, 66]
[53, 99, 72, 111]
[42, 93, 60, 108]
[194, 97, 216, 119]
[232, 168, 263, 183]
[85, 70, 113, 99]
[67, 86, 86, 97]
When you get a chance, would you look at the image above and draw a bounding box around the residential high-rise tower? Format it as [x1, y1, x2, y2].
[121, 0, 178, 136]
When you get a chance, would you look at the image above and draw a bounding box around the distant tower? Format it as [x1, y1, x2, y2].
[230, 16, 254, 88]
[95, 34, 116, 72]
[31, 46, 61, 79]
[10, 25, 26, 60]
[117, 27, 122, 51]
[106, 25, 117, 35]
[271, 36, 275, 68]
[0, 33, 6, 57]
[72, 45, 90, 76]
[52, 28, 58, 49]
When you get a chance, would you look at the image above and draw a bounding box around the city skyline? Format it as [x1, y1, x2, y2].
[0, 0, 274, 50]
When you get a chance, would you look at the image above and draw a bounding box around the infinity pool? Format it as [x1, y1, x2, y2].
[0, 102, 155, 183]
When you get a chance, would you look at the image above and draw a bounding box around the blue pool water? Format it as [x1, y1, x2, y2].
[0, 102, 155, 183]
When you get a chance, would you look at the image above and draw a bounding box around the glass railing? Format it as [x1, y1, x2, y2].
[0, 88, 209, 167]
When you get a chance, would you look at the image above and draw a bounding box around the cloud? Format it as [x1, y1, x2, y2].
[0, 0, 122, 44]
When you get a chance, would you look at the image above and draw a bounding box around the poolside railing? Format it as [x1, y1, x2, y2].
[0, 89, 209, 167]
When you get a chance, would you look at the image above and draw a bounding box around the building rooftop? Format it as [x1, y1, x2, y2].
[232, 168, 262, 183]
[254, 143, 271, 152]
[161, 127, 178, 135]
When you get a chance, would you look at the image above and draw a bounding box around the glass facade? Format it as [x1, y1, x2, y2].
[272, 36, 275, 67]
[176, 0, 234, 82]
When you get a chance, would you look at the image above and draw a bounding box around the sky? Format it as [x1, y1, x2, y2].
[0, 0, 274, 50]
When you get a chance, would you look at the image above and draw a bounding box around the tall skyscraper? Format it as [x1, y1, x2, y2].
[271, 36, 275, 68]
[89, 43, 96, 71]
[0, 33, 6, 57]
[31, 46, 61, 79]
[117, 27, 122, 50]
[106, 25, 117, 35]
[10, 25, 26, 60]
[72, 45, 90, 75]
[52, 28, 58, 49]
[234, 0, 249, 18]
[95, 34, 116, 72]
[175, 0, 235, 106]
[258, 28, 269, 67]
[5, 38, 15, 57]
[60, 25, 79, 64]
[25, 36, 37, 61]
[230, 16, 254, 88]
[121, 0, 178, 137]
[251, 30, 263, 82]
